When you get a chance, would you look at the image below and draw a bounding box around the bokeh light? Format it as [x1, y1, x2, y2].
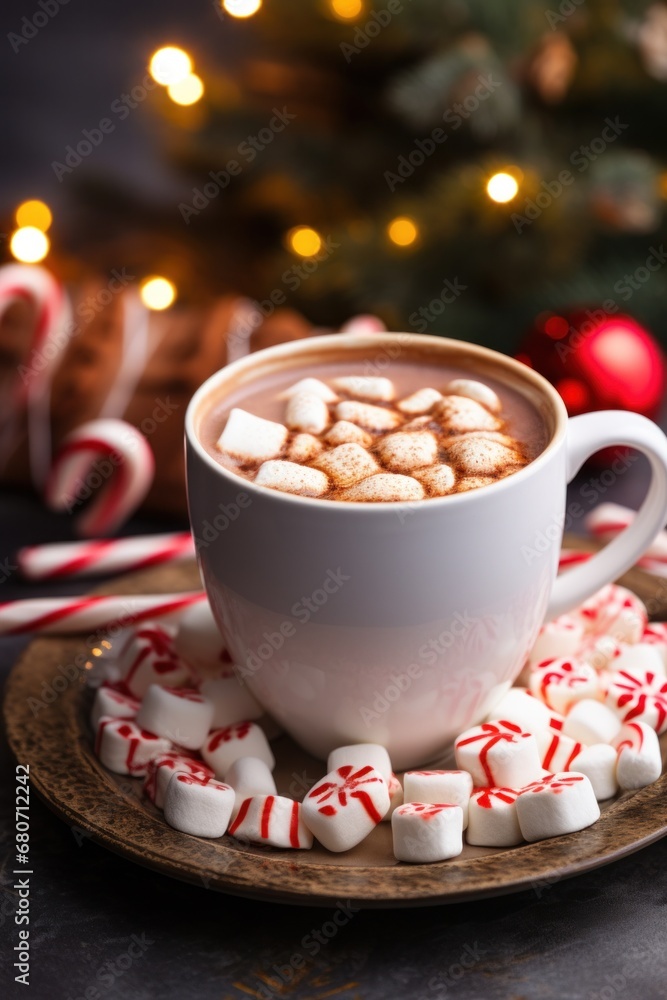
[167, 73, 205, 106]
[15, 199, 52, 231]
[486, 172, 519, 203]
[288, 226, 323, 257]
[387, 216, 418, 246]
[330, 0, 363, 19]
[223, 0, 263, 17]
[10, 227, 50, 263]
[149, 47, 193, 86]
[140, 276, 177, 310]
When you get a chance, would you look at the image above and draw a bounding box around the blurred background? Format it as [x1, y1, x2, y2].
[3, 0, 667, 513]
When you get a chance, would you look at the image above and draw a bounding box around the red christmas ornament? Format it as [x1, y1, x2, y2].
[516, 309, 666, 419]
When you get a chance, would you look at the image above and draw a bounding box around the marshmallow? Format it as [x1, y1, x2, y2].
[164, 772, 235, 838]
[338, 473, 424, 502]
[454, 721, 543, 788]
[435, 395, 502, 433]
[200, 671, 263, 729]
[611, 642, 666, 677]
[323, 420, 373, 447]
[605, 667, 667, 733]
[582, 634, 623, 672]
[376, 431, 438, 473]
[569, 744, 619, 801]
[335, 400, 401, 432]
[396, 388, 442, 414]
[228, 794, 313, 849]
[287, 433, 323, 463]
[117, 624, 191, 698]
[444, 379, 501, 414]
[144, 752, 215, 809]
[529, 615, 585, 666]
[91, 683, 140, 731]
[95, 717, 172, 776]
[202, 721, 275, 778]
[446, 436, 523, 476]
[613, 721, 663, 790]
[254, 460, 329, 497]
[535, 728, 584, 773]
[466, 787, 523, 847]
[331, 376, 395, 402]
[485, 687, 564, 736]
[403, 770, 473, 829]
[562, 699, 622, 746]
[529, 658, 600, 714]
[302, 764, 389, 852]
[313, 443, 380, 486]
[225, 756, 277, 816]
[411, 464, 456, 496]
[456, 476, 496, 492]
[392, 803, 463, 863]
[285, 391, 330, 435]
[327, 743, 392, 782]
[136, 685, 214, 751]
[382, 773, 404, 821]
[217, 407, 288, 464]
[173, 601, 227, 679]
[278, 377, 338, 402]
[516, 772, 600, 842]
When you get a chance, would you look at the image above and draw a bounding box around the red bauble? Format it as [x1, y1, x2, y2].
[516, 309, 666, 419]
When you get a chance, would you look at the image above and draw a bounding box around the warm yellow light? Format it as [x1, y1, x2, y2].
[16, 199, 52, 232]
[167, 73, 204, 106]
[330, 0, 363, 19]
[486, 172, 519, 204]
[10, 227, 50, 263]
[222, 0, 263, 17]
[387, 216, 418, 247]
[149, 46, 192, 86]
[288, 226, 323, 257]
[140, 276, 177, 310]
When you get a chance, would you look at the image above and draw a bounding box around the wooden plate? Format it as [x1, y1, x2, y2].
[4, 547, 667, 908]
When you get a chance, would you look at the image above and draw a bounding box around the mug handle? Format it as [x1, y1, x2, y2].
[545, 410, 667, 620]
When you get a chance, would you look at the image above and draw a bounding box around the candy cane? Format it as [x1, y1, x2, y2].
[0, 263, 72, 487]
[0, 590, 205, 636]
[45, 418, 154, 537]
[17, 531, 195, 580]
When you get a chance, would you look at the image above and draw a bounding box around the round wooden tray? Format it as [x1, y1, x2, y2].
[4, 555, 667, 908]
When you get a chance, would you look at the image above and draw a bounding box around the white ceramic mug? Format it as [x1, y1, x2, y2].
[185, 333, 667, 769]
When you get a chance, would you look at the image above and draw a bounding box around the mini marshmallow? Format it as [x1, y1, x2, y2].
[569, 744, 619, 801]
[278, 377, 338, 402]
[331, 376, 395, 402]
[456, 476, 496, 491]
[173, 601, 227, 679]
[327, 743, 392, 782]
[95, 717, 172, 776]
[562, 699, 622, 746]
[136, 686, 214, 751]
[382, 773, 404, 821]
[285, 391, 330, 435]
[444, 379, 501, 414]
[335, 400, 401, 432]
[302, 764, 389, 852]
[338, 473, 424, 502]
[411, 464, 456, 496]
[225, 756, 277, 816]
[117, 624, 191, 699]
[254, 460, 329, 497]
[376, 431, 438, 473]
[529, 615, 585, 666]
[485, 687, 565, 736]
[396, 388, 442, 415]
[91, 683, 140, 731]
[202, 721, 275, 778]
[392, 803, 463, 863]
[217, 407, 288, 464]
[323, 420, 373, 447]
[446, 436, 523, 476]
[313, 443, 380, 486]
[612, 642, 666, 677]
[516, 772, 600, 842]
[613, 721, 663, 790]
[454, 720, 543, 788]
[466, 787, 523, 847]
[582, 634, 623, 672]
[164, 772, 235, 838]
[403, 770, 473, 829]
[435, 395, 502, 433]
[529, 658, 600, 714]
[228, 794, 313, 849]
[605, 667, 667, 733]
[144, 752, 215, 809]
[535, 728, 584, 773]
[287, 433, 323, 463]
[200, 671, 263, 729]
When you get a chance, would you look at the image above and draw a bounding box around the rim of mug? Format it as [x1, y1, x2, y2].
[185, 332, 569, 511]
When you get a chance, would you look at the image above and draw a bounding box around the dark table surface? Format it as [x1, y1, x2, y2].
[1, 462, 666, 1000]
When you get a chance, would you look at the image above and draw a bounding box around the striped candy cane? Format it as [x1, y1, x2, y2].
[17, 531, 195, 580]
